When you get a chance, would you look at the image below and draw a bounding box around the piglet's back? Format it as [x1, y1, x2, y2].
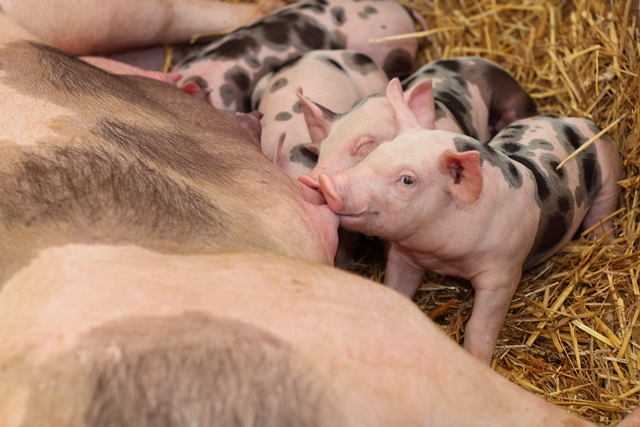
[488, 116, 621, 268]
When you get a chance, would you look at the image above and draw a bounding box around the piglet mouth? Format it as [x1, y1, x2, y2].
[296, 181, 328, 206]
[339, 212, 366, 219]
[336, 210, 377, 232]
[338, 210, 378, 221]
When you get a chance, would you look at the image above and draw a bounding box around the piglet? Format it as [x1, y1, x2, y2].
[316, 86, 622, 363]
[173, 0, 424, 112]
[298, 57, 537, 189]
[252, 49, 389, 178]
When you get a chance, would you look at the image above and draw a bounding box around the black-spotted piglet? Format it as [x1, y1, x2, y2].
[252, 49, 389, 178]
[298, 57, 537, 189]
[174, 0, 423, 111]
[317, 89, 622, 364]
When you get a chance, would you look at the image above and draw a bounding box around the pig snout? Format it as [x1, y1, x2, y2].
[300, 157, 362, 191]
[298, 173, 321, 190]
[318, 174, 345, 213]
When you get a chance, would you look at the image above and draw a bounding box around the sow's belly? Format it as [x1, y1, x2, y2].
[0, 39, 338, 287]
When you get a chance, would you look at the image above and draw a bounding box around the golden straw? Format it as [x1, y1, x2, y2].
[369, 27, 461, 43]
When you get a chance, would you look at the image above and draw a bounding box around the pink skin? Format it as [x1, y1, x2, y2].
[105, 46, 170, 72]
[253, 49, 389, 178]
[0, 245, 597, 427]
[0, 0, 282, 55]
[298, 78, 458, 190]
[80, 56, 182, 84]
[317, 92, 621, 363]
[222, 110, 264, 150]
[618, 408, 640, 427]
[297, 192, 340, 265]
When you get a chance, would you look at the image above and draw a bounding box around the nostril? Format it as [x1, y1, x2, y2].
[317, 174, 344, 213]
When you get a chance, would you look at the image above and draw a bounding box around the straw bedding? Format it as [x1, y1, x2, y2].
[190, 0, 638, 424]
[348, 0, 639, 425]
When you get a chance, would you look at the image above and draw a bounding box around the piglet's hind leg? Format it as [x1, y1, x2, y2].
[581, 140, 623, 237]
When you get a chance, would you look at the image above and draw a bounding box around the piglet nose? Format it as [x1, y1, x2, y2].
[298, 173, 320, 190]
[318, 174, 344, 213]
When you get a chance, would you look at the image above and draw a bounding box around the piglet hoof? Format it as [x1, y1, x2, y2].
[318, 174, 344, 213]
[298, 173, 320, 190]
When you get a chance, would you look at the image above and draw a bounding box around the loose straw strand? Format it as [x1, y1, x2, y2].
[556, 114, 627, 170]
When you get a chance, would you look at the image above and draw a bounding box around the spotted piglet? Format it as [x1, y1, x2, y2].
[316, 86, 622, 363]
[173, 0, 424, 112]
[298, 57, 537, 189]
[252, 49, 389, 178]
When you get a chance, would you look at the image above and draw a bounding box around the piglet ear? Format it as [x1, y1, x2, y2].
[304, 142, 320, 156]
[296, 87, 336, 145]
[273, 132, 286, 168]
[403, 79, 436, 130]
[386, 78, 421, 133]
[437, 149, 483, 204]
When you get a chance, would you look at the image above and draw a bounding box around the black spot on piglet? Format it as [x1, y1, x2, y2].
[358, 6, 378, 19]
[275, 112, 292, 121]
[382, 49, 414, 80]
[317, 56, 347, 74]
[269, 78, 289, 94]
[525, 207, 572, 269]
[454, 136, 523, 189]
[436, 59, 461, 73]
[290, 144, 319, 168]
[510, 154, 549, 201]
[561, 124, 584, 150]
[331, 6, 346, 25]
[211, 37, 259, 59]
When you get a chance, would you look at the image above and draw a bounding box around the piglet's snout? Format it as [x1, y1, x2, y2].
[318, 174, 345, 213]
[298, 173, 320, 190]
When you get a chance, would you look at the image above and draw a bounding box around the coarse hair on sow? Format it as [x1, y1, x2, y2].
[20, 312, 344, 427]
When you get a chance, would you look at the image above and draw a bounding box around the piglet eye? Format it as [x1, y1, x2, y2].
[400, 176, 415, 185]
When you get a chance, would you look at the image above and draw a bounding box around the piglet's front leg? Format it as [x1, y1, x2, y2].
[383, 244, 425, 298]
[463, 271, 522, 364]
